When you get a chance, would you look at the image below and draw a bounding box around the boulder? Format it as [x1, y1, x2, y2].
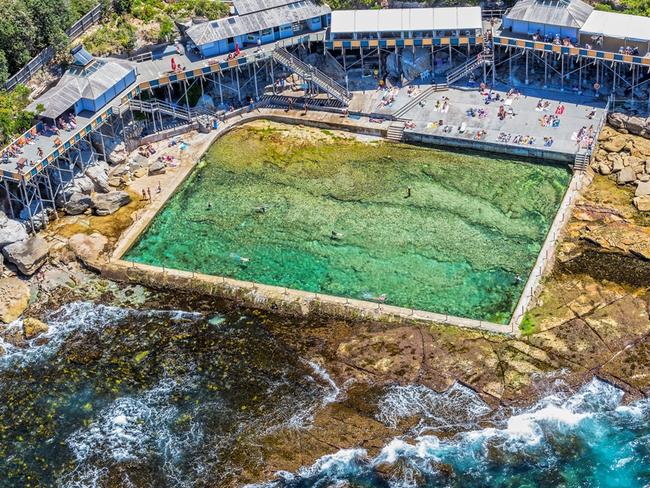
[603, 135, 628, 153]
[634, 195, 650, 212]
[0, 217, 28, 248]
[0, 277, 30, 323]
[626, 116, 647, 136]
[636, 181, 650, 197]
[91, 191, 131, 216]
[598, 162, 611, 175]
[68, 233, 108, 267]
[71, 175, 95, 195]
[108, 142, 127, 165]
[133, 168, 148, 179]
[22, 317, 48, 339]
[64, 193, 93, 216]
[86, 165, 110, 193]
[108, 177, 123, 188]
[612, 158, 624, 173]
[2, 236, 49, 276]
[638, 174, 650, 183]
[110, 165, 129, 178]
[129, 154, 149, 170]
[148, 160, 167, 176]
[608, 112, 628, 130]
[617, 166, 636, 184]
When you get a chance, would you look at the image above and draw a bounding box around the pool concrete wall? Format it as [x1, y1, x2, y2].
[106, 106, 580, 336]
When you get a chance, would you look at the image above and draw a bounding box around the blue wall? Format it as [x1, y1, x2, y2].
[196, 15, 325, 57]
[75, 69, 137, 115]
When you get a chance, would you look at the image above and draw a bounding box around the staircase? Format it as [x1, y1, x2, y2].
[272, 47, 351, 105]
[446, 52, 492, 86]
[387, 122, 406, 142]
[574, 151, 591, 172]
[393, 84, 447, 119]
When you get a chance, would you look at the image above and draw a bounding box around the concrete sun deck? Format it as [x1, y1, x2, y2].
[353, 83, 606, 161]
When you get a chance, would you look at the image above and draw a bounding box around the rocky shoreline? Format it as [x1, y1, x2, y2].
[0, 124, 648, 486]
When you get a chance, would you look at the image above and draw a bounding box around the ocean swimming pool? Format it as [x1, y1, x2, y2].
[125, 121, 571, 323]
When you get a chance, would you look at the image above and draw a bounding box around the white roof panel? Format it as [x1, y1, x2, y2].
[580, 10, 650, 42]
[330, 10, 356, 33]
[377, 9, 404, 31]
[330, 7, 481, 34]
[409, 8, 435, 31]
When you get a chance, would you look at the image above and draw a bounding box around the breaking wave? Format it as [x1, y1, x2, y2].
[252, 378, 650, 488]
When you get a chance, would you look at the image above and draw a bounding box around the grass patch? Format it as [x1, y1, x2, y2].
[519, 312, 538, 336]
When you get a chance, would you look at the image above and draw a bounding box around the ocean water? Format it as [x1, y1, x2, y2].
[252, 379, 650, 488]
[0, 303, 648, 487]
[125, 123, 571, 323]
[0, 302, 339, 487]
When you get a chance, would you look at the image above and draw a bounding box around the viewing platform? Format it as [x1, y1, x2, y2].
[0, 31, 325, 184]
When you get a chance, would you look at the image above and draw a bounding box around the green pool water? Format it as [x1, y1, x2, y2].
[125, 122, 570, 323]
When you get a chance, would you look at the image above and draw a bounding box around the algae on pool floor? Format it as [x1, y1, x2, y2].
[125, 121, 570, 323]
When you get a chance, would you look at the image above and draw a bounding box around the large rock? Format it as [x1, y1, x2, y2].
[91, 191, 131, 216]
[626, 116, 647, 136]
[22, 317, 48, 339]
[68, 233, 108, 268]
[129, 154, 149, 170]
[64, 193, 93, 216]
[608, 112, 629, 130]
[108, 142, 127, 165]
[636, 181, 650, 197]
[71, 175, 95, 195]
[617, 166, 636, 184]
[148, 160, 167, 176]
[86, 165, 110, 193]
[0, 277, 30, 323]
[634, 196, 650, 212]
[583, 221, 650, 260]
[603, 135, 628, 153]
[3, 236, 49, 276]
[598, 162, 611, 175]
[0, 216, 28, 248]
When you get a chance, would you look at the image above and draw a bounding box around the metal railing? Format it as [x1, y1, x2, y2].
[446, 52, 488, 85]
[272, 47, 351, 104]
[4, 3, 104, 91]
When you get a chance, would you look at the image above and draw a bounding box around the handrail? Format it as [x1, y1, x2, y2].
[272, 47, 351, 103]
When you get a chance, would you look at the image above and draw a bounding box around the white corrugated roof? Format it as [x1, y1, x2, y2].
[330, 7, 482, 34]
[580, 10, 650, 42]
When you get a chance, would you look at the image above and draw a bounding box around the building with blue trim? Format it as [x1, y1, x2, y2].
[184, 0, 330, 58]
[27, 46, 137, 122]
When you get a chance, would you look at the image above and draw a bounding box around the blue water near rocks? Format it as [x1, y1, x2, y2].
[252, 379, 650, 488]
[0, 303, 648, 487]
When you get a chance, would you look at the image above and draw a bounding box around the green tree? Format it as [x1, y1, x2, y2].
[0, 51, 9, 86]
[158, 16, 175, 43]
[113, 0, 133, 15]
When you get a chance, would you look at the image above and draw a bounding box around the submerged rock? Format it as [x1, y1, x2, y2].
[0, 277, 30, 323]
[91, 191, 131, 216]
[22, 317, 48, 339]
[3, 236, 49, 276]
